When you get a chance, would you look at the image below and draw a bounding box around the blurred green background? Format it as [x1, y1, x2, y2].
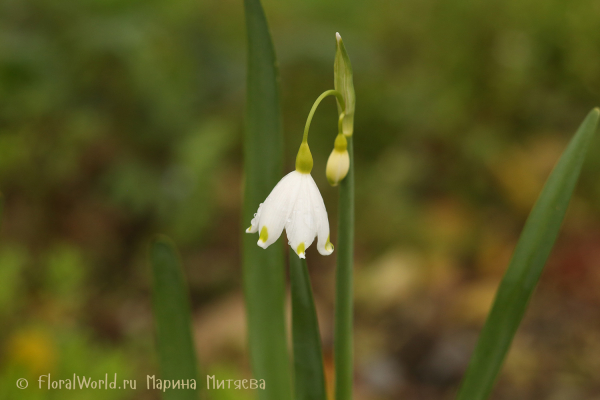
[2, 0, 600, 399]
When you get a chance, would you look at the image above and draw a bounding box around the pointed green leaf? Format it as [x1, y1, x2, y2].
[457, 108, 600, 400]
[242, 1, 291, 400]
[290, 254, 327, 400]
[150, 236, 199, 400]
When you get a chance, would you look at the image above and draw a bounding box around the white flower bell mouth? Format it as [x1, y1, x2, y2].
[246, 142, 334, 258]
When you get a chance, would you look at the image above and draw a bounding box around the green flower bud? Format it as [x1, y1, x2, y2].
[326, 133, 349, 186]
[334, 33, 355, 137]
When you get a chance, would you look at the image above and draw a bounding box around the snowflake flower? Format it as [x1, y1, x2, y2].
[246, 144, 333, 258]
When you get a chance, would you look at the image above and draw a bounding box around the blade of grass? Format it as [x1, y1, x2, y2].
[335, 136, 354, 400]
[242, 1, 291, 400]
[290, 254, 327, 400]
[150, 236, 198, 400]
[456, 108, 600, 400]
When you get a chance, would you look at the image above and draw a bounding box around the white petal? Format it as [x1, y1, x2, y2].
[246, 170, 333, 258]
[285, 174, 319, 258]
[246, 202, 263, 233]
[307, 175, 334, 255]
[254, 171, 302, 249]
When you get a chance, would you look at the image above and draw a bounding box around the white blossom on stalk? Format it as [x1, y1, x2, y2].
[246, 144, 334, 259]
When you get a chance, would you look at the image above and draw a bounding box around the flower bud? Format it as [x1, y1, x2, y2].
[334, 33, 355, 137]
[326, 133, 350, 186]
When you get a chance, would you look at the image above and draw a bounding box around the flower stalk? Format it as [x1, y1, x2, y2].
[302, 89, 345, 143]
[333, 32, 355, 400]
[334, 134, 354, 400]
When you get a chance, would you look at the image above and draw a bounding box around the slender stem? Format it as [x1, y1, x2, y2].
[337, 112, 346, 134]
[303, 90, 345, 143]
[334, 135, 354, 400]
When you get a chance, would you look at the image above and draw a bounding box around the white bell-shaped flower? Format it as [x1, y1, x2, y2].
[246, 170, 333, 258]
[246, 143, 334, 258]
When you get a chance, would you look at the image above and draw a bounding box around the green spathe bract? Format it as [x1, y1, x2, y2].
[150, 236, 199, 400]
[456, 108, 600, 400]
[334, 33, 355, 137]
[242, 0, 292, 399]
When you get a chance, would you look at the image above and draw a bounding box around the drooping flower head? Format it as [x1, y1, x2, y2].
[326, 116, 350, 186]
[246, 33, 355, 258]
[246, 142, 334, 258]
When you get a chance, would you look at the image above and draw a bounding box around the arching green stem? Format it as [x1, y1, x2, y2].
[302, 90, 345, 143]
[337, 112, 346, 134]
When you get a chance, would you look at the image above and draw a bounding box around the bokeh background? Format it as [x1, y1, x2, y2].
[2, 0, 600, 399]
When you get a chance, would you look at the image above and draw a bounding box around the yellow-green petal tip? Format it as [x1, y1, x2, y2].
[259, 226, 268, 243]
[296, 242, 306, 258]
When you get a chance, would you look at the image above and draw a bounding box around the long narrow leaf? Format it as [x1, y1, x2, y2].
[290, 254, 327, 400]
[457, 108, 600, 400]
[335, 136, 354, 400]
[150, 236, 198, 400]
[242, 1, 291, 399]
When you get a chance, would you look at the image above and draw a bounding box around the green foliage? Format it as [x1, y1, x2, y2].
[457, 109, 600, 400]
[1, 0, 600, 398]
[242, 1, 291, 400]
[206, 365, 255, 400]
[150, 237, 199, 400]
[104, 120, 235, 244]
[0, 245, 27, 316]
[0, 328, 133, 400]
[44, 244, 86, 308]
[290, 255, 327, 400]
